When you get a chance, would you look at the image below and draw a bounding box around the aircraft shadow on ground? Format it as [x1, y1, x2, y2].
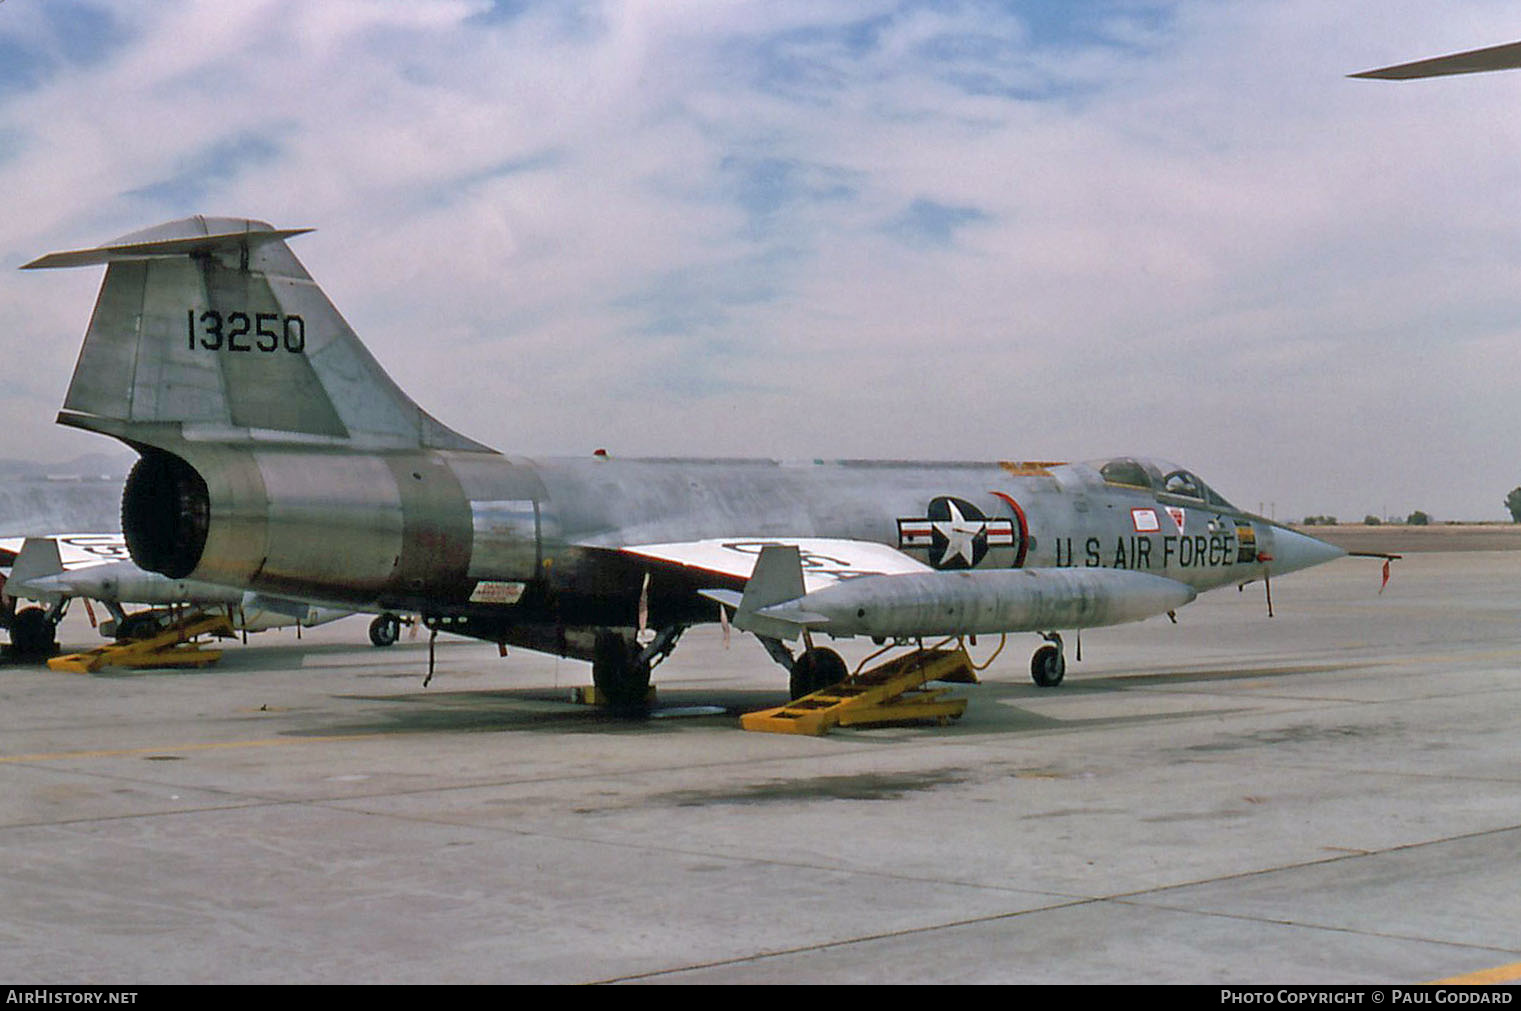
[289, 658, 1368, 739]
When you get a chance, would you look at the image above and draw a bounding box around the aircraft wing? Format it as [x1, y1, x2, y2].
[620, 537, 932, 594]
[0, 533, 127, 571]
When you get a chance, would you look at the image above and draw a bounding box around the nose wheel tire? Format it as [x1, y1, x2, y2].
[369, 613, 402, 647]
[1031, 641, 1066, 687]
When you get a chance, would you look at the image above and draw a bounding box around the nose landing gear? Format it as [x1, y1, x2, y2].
[1030, 631, 1066, 687]
[368, 612, 403, 647]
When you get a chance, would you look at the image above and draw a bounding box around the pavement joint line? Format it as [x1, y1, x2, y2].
[599, 882, 1520, 984]
[598, 835, 1521, 984]
[1109, 895, 1521, 963]
[594, 893, 1110, 984]
[676, 811, 1521, 980]
[306, 791, 1521, 960]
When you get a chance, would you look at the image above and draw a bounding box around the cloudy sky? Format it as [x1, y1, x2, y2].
[3, 0, 1520, 522]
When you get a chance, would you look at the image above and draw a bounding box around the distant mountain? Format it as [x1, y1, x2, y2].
[0, 452, 133, 482]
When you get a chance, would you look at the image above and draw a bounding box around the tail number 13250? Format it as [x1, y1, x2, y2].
[187, 309, 305, 353]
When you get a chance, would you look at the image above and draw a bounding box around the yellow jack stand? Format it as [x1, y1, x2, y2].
[741, 646, 977, 736]
[569, 685, 657, 706]
[48, 614, 236, 674]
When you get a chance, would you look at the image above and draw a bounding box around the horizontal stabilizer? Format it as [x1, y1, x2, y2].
[697, 588, 743, 610]
[23, 227, 314, 270]
[699, 587, 829, 639]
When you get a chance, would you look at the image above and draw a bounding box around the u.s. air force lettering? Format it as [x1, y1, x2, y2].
[898, 496, 1015, 570]
[1049, 524, 1262, 571]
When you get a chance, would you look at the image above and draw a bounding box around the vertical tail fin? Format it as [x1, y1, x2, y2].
[25, 216, 492, 453]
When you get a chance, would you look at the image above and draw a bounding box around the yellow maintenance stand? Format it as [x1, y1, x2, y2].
[48, 614, 235, 674]
[741, 645, 977, 736]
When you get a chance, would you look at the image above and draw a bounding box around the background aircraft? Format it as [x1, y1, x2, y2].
[1, 535, 353, 658]
[1352, 40, 1521, 79]
[0, 475, 121, 656]
[23, 217, 1345, 706]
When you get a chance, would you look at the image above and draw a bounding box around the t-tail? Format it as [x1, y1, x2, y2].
[29, 216, 488, 453]
[25, 217, 518, 609]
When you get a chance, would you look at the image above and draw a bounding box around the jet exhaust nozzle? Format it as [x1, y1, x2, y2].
[122, 451, 210, 580]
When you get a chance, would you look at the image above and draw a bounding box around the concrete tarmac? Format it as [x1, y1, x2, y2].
[1, 551, 1519, 984]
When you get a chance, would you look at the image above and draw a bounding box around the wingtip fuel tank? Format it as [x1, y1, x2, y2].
[750, 566, 1198, 640]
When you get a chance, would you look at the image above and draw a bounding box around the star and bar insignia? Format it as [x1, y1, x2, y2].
[897, 496, 1015, 570]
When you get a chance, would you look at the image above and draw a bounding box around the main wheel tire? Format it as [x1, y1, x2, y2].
[592, 630, 651, 712]
[10, 607, 56, 659]
[1030, 643, 1065, 687]
[369, 613, 401, 647]
[790, 647, 847, 699]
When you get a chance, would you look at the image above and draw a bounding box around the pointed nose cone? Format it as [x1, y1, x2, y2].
[1266, 525, 1346, 576]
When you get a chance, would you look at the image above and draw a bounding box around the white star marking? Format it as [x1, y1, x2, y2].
[932, 500, 984, 567]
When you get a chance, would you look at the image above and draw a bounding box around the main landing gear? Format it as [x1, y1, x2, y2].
[6, 595, 73, 660]
[9, 605, 58, 660]
[591, 625, 686, 712]
[592, 630, 648, 710]
[789, 646, 847, 700]
[756, 635, 850, 700]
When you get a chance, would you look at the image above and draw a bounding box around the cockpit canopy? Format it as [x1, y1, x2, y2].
[1092, 457, 1238, 511]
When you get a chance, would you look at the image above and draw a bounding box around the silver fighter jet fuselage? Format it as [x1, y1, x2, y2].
[24, 217, 1345, 704]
